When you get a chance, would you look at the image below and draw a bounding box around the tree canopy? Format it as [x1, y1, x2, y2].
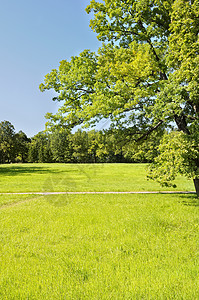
[0, 121, 30, 163]
[40, 0, 199, 196]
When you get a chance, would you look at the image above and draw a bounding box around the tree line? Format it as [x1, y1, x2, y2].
[0, 120, 164, 164]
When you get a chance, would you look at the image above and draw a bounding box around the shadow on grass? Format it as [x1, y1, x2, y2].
[0, 164, 71, 176]
[179, 194, 199, 207]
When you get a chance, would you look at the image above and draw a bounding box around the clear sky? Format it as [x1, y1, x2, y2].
[0, 0, 101, 137]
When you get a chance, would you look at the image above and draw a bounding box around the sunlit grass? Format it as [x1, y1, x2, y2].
[0, 193, 198, 299]
[0, 163, 195, 192]
[0, 194, 36, 207]
[0, 164, 198, 298]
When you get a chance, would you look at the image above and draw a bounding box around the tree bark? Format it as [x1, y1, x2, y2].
[174, 114, 191, 135]
[193, 178, 199, 198]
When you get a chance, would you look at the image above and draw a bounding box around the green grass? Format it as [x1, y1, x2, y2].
[0, 163, 195, 192]
[0, 193, 199, 299]
[0, 163, 198, 298]
[0, 194, 36, 207]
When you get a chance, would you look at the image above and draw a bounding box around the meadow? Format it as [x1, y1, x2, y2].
[0, 163, 198, 299]
[0, 163, 195, 193]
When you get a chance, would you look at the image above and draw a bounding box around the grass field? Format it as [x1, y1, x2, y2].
[0, 163, 195, 192]
[0, 164, 198, 299]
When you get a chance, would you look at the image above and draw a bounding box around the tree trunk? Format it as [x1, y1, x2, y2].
[193, 178, 199, 198]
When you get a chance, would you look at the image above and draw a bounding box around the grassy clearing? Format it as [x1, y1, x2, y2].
[0, 164, 198, 298]
[0, 193, 198, 299]
[0, 194, 37, 207]
[0, 163, 195, 192]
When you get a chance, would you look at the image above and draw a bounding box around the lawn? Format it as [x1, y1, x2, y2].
[0, 164, 198, 299]
[0, 163, 195, 192]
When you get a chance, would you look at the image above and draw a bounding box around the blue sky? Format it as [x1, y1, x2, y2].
[0, 0, 101, 137]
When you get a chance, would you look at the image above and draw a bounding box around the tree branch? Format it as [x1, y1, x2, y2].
[135, 120, 164, 142]
[137, 19, 168, 81]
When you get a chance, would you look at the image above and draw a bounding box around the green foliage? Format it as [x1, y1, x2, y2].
[0, 121, 16, 163]
[148, 131, 185, 187]
[168, 0, 199, 85]
[86, 0, 172, 47]
[40, 0, 199, 193]
[23, 127, 162, 164]
[123, 128, 165, 163]
[40, 50, 98, 130]
[148, 131, 199, 187]
[28, 132, 53, 163]
[50, 129, 73, 163]
[40, 43, 162, 131]
[0, 121, 30, 164]
[87, 130, 106, 162]
[40, 3, 170, 131]
[70, 129, 91, 162]
[15, 130, 31, 163]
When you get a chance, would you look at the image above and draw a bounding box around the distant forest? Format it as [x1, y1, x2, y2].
[0, 120, 164, 164]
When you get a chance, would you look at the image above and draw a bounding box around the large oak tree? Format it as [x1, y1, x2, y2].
[40, 0, 199, 196]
